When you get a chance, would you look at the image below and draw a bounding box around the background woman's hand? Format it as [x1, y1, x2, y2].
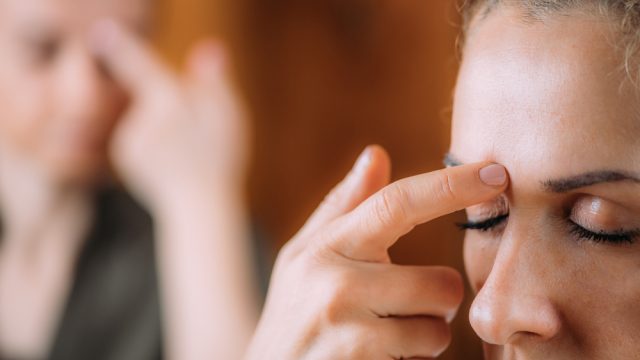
[246, 146, 508, 359]
[90, 20, 250, 209]
[89, 21, 257, 360]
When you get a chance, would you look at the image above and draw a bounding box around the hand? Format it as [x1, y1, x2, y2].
[89, 20, 250, 209]
[89, 21, 257, 360]
[246, 145, 509, 359]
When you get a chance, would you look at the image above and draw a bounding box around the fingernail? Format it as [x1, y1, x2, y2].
[353, 146, 372, 175]
[479, 164, 507, 186]
[89, 19, 119, 56]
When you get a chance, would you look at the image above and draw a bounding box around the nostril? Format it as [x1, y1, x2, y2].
[504, 329, 556, 347]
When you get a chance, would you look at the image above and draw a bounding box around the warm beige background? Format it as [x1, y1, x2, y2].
[155, 0, 483, 358]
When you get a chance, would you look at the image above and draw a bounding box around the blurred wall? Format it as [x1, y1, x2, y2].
[155, 0, 482, 358]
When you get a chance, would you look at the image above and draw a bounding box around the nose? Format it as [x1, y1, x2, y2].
[55, 44, 114, 118]
[469, 233, 562, 345]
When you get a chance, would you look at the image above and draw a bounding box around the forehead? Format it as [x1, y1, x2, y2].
[451, 6, 640, 181]
[0, 0, 152, 32]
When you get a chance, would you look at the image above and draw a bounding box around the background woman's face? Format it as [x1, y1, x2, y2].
[0, 0, 151, 183]
[451, 7, 640, 360]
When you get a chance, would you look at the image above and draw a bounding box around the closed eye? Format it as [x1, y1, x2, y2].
[457, 214, 509, 232]
[568, 221, 640, 245]
[458, 213, 640, 245]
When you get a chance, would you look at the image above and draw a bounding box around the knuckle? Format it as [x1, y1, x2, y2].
[373, 183, 409, 227]
[316, 269, 358, 326]
[429, 267, 464, 310]
[340, 325, 377, 358]
[433, 267, 465, 309]
[435, 171, 457, 203]
[273, 238, 328, 280]
[279, 229, 336, 267]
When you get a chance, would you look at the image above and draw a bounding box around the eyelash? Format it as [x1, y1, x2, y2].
[458, 214, 640, 245]
[568, 221, 639, 245]
[457, 214, 508, 232]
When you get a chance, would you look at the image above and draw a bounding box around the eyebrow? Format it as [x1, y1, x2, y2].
[442, 153, 640, 193]
[542, 171, 640, 193]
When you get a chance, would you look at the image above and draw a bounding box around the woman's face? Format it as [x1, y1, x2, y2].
[451, 6, 640, 360]
[0, 0, 151, 183]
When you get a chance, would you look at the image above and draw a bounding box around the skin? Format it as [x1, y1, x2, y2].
[451, 5, 640, 360]
[0, 0, 149, 182]
[246, 145, 510, 359]
[0, 1, 146, 357]
[250, 4, 640, 360]
[0, 0, 256, 359]
[92, 22, 258, 359]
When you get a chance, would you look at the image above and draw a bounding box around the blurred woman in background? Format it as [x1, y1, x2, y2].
[0, 0, 257, 359]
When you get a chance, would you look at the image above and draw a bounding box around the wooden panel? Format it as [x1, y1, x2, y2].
[155, 0, 482, 358]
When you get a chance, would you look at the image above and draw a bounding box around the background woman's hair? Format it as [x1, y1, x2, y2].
[458, 0, 640, 84]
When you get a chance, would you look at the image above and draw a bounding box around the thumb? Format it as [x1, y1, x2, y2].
[297, 145, 391, 238]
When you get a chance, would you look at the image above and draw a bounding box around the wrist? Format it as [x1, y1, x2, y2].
[150, 176, 247, 218]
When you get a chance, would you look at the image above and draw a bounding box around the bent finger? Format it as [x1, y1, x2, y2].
[297, 145, 391, 239]
[381, 316, 452, 359]
[360, 265, 464, 321]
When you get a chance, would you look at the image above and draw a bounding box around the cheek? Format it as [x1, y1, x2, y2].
[0, 69, 50, 154]
[531, 246, 640, 358]
[561, 247, 640, 340]
[463, 233, 499, 293]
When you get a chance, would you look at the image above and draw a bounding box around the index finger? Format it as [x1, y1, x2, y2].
[328, 162, 509, 261]
[89, 19, 175, 95]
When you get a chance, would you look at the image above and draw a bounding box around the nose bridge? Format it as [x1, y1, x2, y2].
[55, 42, 107, 114]
[469, 224, 562, 345]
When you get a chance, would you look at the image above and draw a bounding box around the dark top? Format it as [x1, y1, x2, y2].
[47, 189, 163, 360]
[1, 188, 270, 360]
